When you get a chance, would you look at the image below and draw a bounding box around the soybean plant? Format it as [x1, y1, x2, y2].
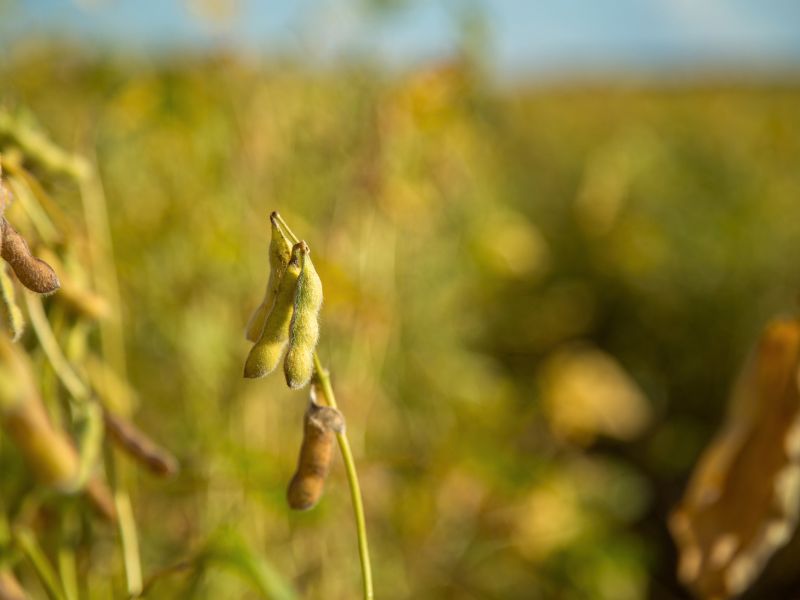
[0, 113, 179, 598]
[243, 212, 374, 600]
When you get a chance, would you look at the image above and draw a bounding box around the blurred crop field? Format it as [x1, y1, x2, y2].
[3, 42, 800, 599]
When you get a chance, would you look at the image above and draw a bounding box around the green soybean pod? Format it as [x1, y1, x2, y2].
[284, 242, 323, 389]
[243, 242, 303, 379]
[245, 212, 293, 342]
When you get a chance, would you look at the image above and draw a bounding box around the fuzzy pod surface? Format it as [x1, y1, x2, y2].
[284, 242, 323, 389]
[287, 402, 345, 510]
[245, 212, 293, 342]
[0, 218, 59, 294]
[243, 242, 303, 379]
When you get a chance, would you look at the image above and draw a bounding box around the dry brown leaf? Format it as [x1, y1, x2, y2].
[670, 317, 800, 599]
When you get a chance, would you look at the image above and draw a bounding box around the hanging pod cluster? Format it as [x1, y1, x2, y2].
[244, 212, 343, 510]
[244, 212, 323, 390]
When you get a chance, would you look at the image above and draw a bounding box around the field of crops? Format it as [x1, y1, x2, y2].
[2, 43, 800, 599]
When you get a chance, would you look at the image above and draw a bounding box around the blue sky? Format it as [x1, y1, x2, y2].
[3, 0, 800, 78]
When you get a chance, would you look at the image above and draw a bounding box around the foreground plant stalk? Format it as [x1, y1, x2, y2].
[14, 527, 67, 600]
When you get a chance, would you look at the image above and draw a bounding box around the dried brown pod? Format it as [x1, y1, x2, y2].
[104, 409, 179, 477]
[0, 218, 59, 294]
[670, 317, 800, 600]
[0, 569, 27, 600]
[0, 338, 116, 523]
[287, 401, 345, 511]
[0, 338, 79, 490]
[2, 397, 82, 491]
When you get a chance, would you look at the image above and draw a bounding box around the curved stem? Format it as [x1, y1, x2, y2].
[312, 354, 374, 600]
[24, 293, 89, 402]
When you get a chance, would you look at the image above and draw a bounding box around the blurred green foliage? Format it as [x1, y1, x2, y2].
[2, 43, 800, 598]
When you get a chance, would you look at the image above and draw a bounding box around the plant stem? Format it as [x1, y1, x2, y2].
[105, 447, 143, 597]
[78, 157, 143, 597]
[57, 547, 79, 600]
[14, 527, 67, 600]
[115, 487, 143, 596]
[24, 293, 89, 402]
[312, 353, 374, 600]
[77, 164, 128, 384]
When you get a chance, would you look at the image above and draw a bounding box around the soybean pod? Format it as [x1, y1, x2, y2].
[245, 212, 293, 342]
[284, 242, 323, 389]
[0, 218, 59, 294]
[287, 401, 345, 510]
[104, 409, 179, 477]
[243, 242, 303, 379]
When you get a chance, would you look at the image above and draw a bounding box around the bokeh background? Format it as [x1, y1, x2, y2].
[2, 1, 800, 598]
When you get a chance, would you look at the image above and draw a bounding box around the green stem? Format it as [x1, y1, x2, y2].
[77, 165, 128, 384]
[24, 293, 89, 402]
[57, 548, 79, 600]
[76, 157, 143, 596]
[312, 353, 374, 600]
[14, 528, 67, 600]
[272, 212, 297, 245]
[115, 490, 143, 597]
[106, 448, 143, 597]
